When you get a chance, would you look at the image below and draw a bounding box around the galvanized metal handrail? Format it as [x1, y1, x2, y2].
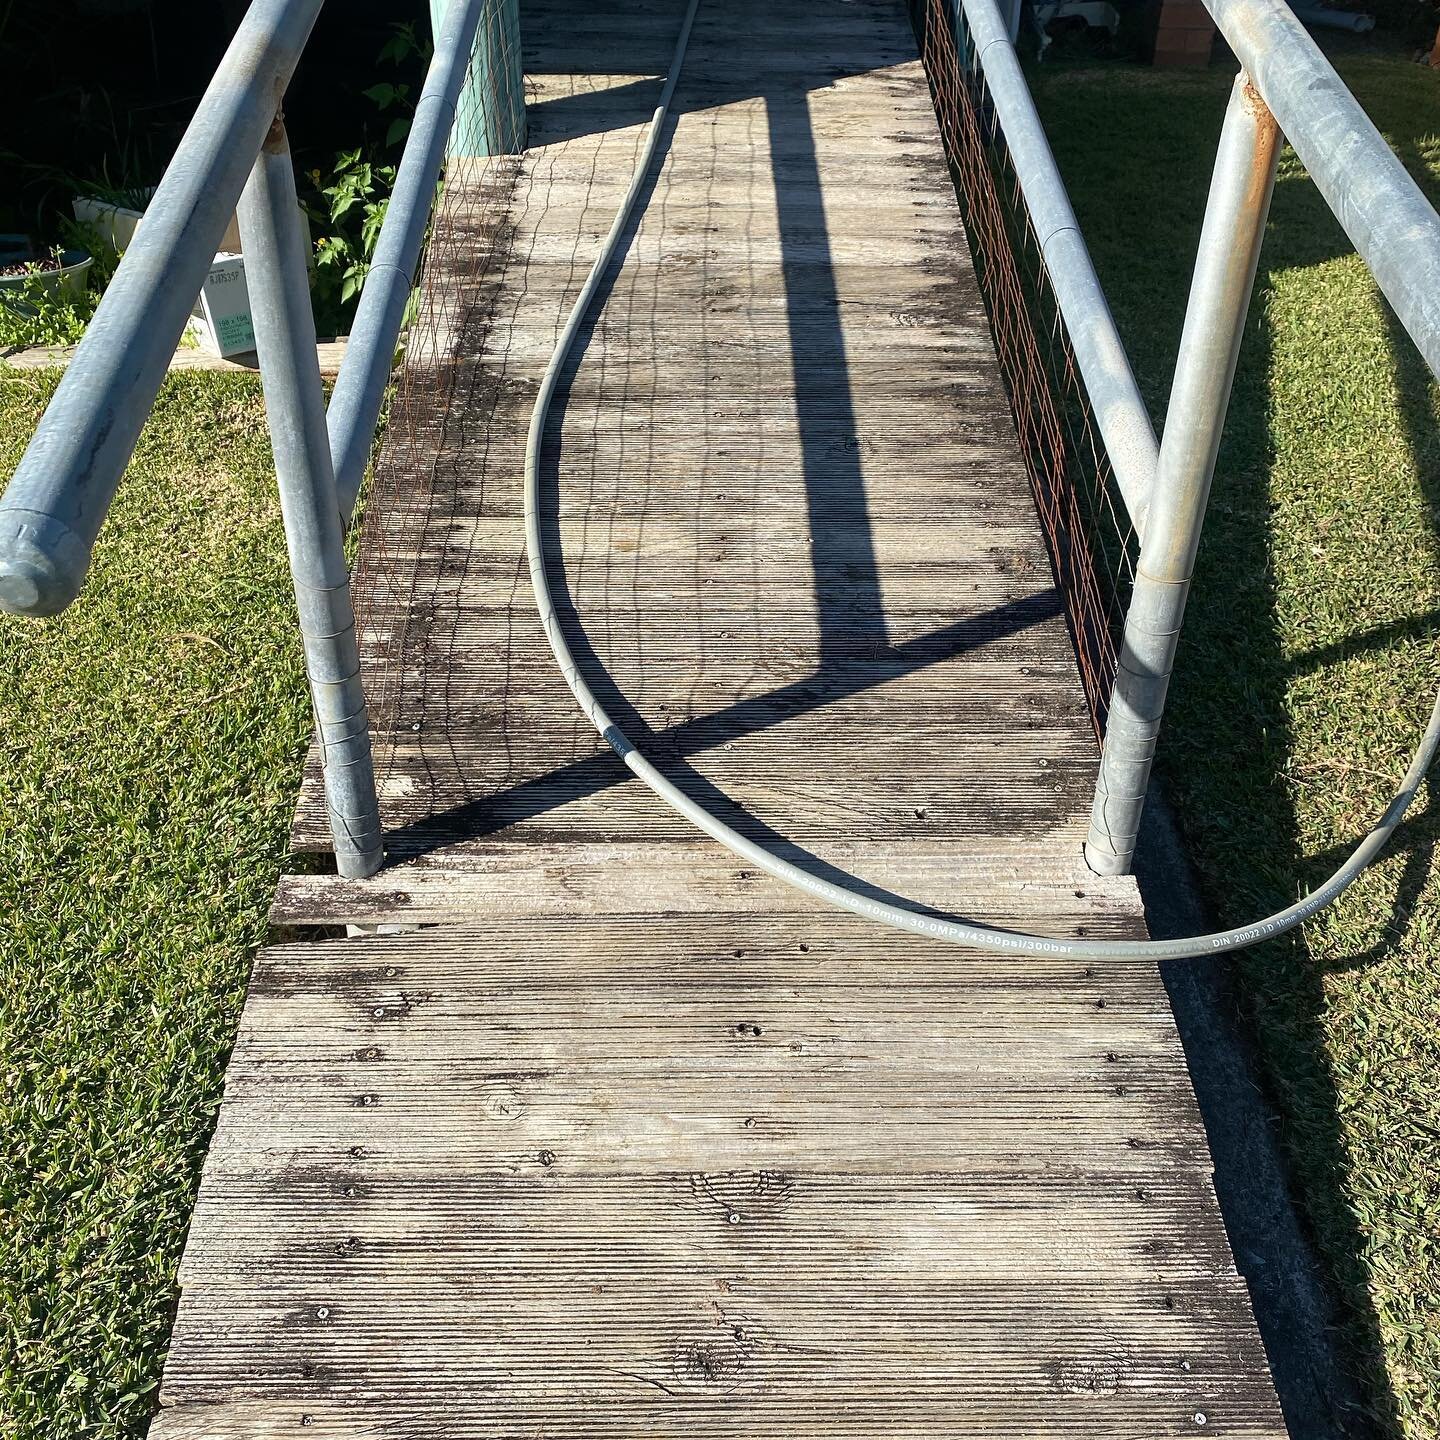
[1085, 0, 1440, 874]
[0, 0, 325, 619]
[939, 0, 1440, 877]
[954, 0, 1160, 532]
[0, 0, 521, 877]
[240, 121, 387, 876]
[1085, 74, 1279, 875]
[1210, 0, 1440, 377]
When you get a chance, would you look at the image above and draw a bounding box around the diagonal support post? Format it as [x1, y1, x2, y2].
[238, 117, 384, 880]
[1085, 73, 1280, 876]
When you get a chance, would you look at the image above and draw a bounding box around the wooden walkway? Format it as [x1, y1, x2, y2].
[152, 0, 1286, 1434]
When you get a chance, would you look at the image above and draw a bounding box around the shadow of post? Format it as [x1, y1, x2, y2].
[764, 81, 889, 658]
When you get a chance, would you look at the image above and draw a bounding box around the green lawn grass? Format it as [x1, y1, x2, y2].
[0, 371, 309, 1438]
[1030, 39, 1440, 1439]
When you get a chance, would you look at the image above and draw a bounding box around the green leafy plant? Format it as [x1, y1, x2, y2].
[63, 163, 154, 216]
[0, 136, 146, 347]
[61, 214, 121, 286]
[308, 148, 397, 324]
[301, 21, 429, 336]
[0, 280, 95, 348]
[0, 246, 98, 349]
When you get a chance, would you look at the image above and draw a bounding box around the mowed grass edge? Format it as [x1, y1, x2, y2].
[0, 369, 310, 1439]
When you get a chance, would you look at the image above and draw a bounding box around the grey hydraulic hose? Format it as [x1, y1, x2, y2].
[522, 0, 1440, 960]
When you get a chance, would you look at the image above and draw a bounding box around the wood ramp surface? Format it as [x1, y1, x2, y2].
[152, 0, 1286, 1434]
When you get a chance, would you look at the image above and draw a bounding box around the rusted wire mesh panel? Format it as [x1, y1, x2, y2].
[348, 4, 523, 798]
[915, 0, 1137, 739]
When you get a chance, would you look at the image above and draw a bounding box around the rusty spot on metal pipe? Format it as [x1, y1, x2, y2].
[1241, 81, 1279, 141]
[1239, 77, 1281, 201]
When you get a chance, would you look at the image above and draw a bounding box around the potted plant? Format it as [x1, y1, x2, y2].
[0, 245, 94, 313]
[0, 241, 96, 349]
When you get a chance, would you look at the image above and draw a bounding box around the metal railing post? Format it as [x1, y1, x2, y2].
[1205, 0, 1440, 377]
[428, 0, 525, 158]
[238, 118, 384, 879]
[1084, 73, 1280, 876]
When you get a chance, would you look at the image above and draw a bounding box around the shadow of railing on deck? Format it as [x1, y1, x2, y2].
[382, 590, 1062, 869]
[384, 15, 1075, 915]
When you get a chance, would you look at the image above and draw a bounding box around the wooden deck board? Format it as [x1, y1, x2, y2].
[151, 0, 1285, 1434]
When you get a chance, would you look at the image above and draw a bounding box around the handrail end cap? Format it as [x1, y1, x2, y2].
[0, 511, 88, 617]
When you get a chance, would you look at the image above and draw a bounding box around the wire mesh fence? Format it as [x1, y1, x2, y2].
[347, 0, 525, 803]
[915, 0, 1138, 740]
[349, 0, 1138, 805]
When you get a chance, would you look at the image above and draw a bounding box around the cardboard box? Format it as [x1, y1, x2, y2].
[72, 192, 307, 358]
[186, 253, 256, 358]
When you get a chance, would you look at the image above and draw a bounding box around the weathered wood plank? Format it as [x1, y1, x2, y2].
[0, 338, 348, 375]
[172, 1169, 1260, 1281]
[155, 912, 1277, 1433]
[199, 915, 1205, 1168]
[152, 0, 1284, 1435]
[349, 603, 1081, 649]
[270, 840, 1147, 927]
[366, 516, 1047, 559]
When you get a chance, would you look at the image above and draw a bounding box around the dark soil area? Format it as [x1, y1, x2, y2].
[0, 253, 66, 277]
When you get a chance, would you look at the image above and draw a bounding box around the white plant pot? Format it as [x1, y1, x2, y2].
[72, 192, 155, 253]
